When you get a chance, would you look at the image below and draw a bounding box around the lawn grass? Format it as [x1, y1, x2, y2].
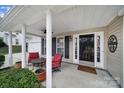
[0, 46, 21, 55]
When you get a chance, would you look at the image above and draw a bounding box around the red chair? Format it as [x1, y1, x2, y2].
[52, 53, 62, 71]
[28, 52, 39, 63]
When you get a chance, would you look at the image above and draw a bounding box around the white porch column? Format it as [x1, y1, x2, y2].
[21, 24, 26, 68]
[8, 32, 13, 66]
[46, 10, 52, 88]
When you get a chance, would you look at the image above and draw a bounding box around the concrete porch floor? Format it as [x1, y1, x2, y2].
[42, 62, 119, 88]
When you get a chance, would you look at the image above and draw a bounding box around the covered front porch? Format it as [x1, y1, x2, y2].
[0, 5, 124, 88]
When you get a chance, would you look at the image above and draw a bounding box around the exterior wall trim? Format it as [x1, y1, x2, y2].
[53, 26, 107, 36]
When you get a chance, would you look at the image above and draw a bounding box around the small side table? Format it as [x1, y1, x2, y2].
[31, 58, 46, 72]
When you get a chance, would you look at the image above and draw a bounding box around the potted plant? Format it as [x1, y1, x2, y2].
[14, 61, 21, 69]
[0, 55, 5, 68]
[35, 69, 46, 81]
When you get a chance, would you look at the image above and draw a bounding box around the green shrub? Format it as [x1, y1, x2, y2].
[0, 39, 7, 48]
[0, 55, 5, 67]
[0, 68, 41, 88]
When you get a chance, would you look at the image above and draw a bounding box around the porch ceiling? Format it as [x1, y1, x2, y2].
[0, 5, 124, 35]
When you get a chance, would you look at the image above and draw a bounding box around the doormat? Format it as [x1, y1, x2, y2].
[77, 65, 97, 74]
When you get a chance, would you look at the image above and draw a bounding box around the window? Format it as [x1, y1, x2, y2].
[65, 36, 69, 58]
[42, 37, 46, 55]
[26, 43, 28, 52]
[16, 39, 19, 45]
[52, 37, 56, 56]
[56, 37, 64, 56]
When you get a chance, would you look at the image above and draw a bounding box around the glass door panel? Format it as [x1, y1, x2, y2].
[97, 36, 100, 62]
[95, 32, 104, 68]
[75, 37, 78, 59]
[79, 34, 94, 62]
[73, 35, 79, 64]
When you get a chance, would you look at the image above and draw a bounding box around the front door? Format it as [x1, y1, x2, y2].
[73, 32, 104, 69]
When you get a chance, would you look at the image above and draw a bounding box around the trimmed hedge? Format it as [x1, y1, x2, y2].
[0, 55, 5, 67]
[0, 68, 41, 88]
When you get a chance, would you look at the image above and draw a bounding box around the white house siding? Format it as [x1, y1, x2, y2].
[0, 32, 22, 45]
[12, 36, 17, 45]
[11, 33, 22, 46]
[107, 16, 123, 87]
[13, 33, 22, 45]
[27, 35, 42, 57]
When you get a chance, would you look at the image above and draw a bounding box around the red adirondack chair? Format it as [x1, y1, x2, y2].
[28, 52, 39, 63]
